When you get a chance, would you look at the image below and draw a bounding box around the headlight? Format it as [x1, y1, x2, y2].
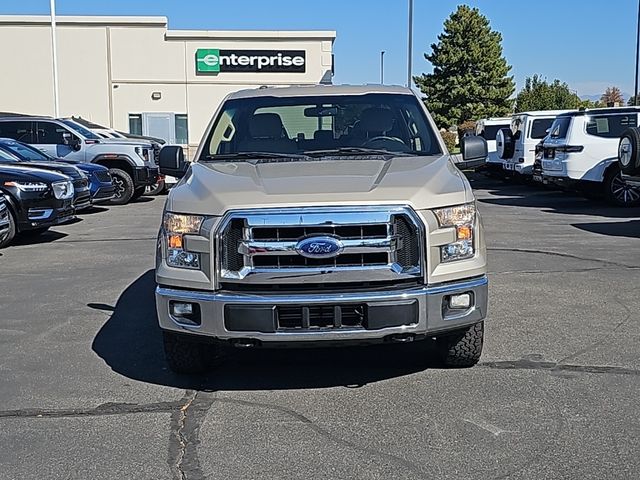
[52, 180, 74, 199]
[135, 146, 150, 162]
[3, 181, 48, 192]
[163, 212, 204, 269]
[433, 203, 476, 262]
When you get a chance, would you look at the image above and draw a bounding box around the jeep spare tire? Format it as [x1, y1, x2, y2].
[496, 128, 515, 159]
[618, 127, 640, 176]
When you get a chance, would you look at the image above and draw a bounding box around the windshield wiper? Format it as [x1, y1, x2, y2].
[202, 151, 310, 162]
[302, 147, 413, 157]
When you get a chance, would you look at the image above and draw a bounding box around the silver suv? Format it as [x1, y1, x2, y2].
[155, 85, 489, 373]
[0, 117, 159, 204]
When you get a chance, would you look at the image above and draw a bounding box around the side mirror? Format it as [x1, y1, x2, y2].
[62, 132, 82, 151]
[159, 145, 187, 178]
[455, 135, 488, 170]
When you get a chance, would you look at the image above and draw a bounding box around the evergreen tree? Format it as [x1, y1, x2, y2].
[414, 5, 515, 129]
[515, 75, 581, 112]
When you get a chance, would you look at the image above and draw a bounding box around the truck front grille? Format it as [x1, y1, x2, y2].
[218, 206, 424, 288]
[277, 304, 365, 330]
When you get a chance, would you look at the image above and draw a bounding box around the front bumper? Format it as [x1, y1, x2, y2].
[91, 184, 117, 203]
[18, 200, 75, 231]
[503, 162, 532, 175]
[133, 166, 160, 186]
[74, 188, 92, 211]
[156, 276, 488, 344]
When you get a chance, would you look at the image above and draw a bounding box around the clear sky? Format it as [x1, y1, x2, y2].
[2, 0, 638, 99]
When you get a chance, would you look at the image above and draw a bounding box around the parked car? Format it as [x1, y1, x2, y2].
[68, 116, 178, 196]
[498, 110, 573, 178]
[618, 127, 640, 187]
[0, 195, 10, 247]
[0, 164, 75, 245]
[0, 138, 114, 206]
[475, 117, 511, 174]
[0, 142, 91, 211]
[0, 116, 159, 204]
[154, 84, 489, 373]
[541, 108, 640, 206]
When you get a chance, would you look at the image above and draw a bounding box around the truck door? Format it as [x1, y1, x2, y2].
[34, 121, 83, 160]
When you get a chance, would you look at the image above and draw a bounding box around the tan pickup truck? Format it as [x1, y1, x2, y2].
[155, 85, 489, 373]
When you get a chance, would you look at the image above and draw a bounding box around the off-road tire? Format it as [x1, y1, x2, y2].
[131, 186, 146, 201]
[603, 166, 640, 207]
[108, 168, 135, 205]
[144, 180, 166, 196]
[435, 322, 484, 368]
[619, 127, 640, 176]
[0, 209, 16, 248]
[162, 331, 214, 374]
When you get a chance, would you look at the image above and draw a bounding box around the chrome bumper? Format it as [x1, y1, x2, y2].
[156, 276, 488, 343]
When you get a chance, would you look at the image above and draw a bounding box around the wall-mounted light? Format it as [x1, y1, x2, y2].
[151, 91, 162, 100]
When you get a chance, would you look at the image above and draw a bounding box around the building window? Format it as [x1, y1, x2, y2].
[129, 114, 142, 135]
[175, 114, 188, 144]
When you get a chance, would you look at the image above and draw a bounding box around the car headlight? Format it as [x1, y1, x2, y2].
[433, 203, 476, 262]
[163, 212, 204, 269]
[135, 146, 150, 162]
[52, 180, 74, 200]
[3, 181, 49, 192]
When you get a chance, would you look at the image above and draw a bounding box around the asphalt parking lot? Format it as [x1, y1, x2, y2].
[1, 174, 639, 480]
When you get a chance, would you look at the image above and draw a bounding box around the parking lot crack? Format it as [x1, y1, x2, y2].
[488, 247, 638, 269]
[481, 358, 640, 377]
[214, 397, 430, 478]
[168, 390, 214, 480]
[0, 400, 183, 419]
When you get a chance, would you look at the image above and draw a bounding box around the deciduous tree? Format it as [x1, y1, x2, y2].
[514, 75, 581, 112]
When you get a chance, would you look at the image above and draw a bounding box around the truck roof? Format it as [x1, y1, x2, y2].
[556, 106, 640, 117]
[513, 109, 575, 117]
[228, 84, 414, 99]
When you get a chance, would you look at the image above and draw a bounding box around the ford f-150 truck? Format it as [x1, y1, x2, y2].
[155, 85, 489, 373]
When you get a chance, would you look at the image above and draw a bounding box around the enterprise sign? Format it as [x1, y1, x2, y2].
[196, 49, 306, 74]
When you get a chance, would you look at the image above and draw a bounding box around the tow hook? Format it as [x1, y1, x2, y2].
[388, 334, 415, 343]
[231, 339, 260, 348]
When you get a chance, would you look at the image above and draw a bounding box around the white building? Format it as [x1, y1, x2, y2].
[0, 15, 335, 154]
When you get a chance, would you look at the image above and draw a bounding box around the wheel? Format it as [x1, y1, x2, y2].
[20, 226, 49, 237]
[144, 179, 166, 196]
[131, 186, 146, 201]
[434, 322, 484, 368]
[0, 208, 16, 248]
[496, 128, 514, 159]
[603, 167, 640, 207]
[162, 331, 215, 374]
[618, 127, 640, 176]
[107, 168, 135, 205]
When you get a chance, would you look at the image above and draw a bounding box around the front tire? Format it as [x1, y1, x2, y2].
[162, 331, 215, 374]
[107, 168, 135, 205]
[0, 209, 16, 248]
[144, 179, 166, 196]
[604, 167, 640, 207]
[434, 322, 484, 368]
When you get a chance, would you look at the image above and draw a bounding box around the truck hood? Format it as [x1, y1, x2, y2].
[166, 154, 470, 216]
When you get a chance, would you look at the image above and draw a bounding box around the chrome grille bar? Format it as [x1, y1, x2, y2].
[239, 237, 399, 256]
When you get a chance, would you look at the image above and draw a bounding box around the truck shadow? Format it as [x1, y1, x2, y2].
[471, 174, 640, 219]
[91, 270, 435, 391]
[572, 220, 640, 239]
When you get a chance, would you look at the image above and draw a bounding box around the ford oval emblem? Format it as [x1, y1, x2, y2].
[296, 236, 344, 259]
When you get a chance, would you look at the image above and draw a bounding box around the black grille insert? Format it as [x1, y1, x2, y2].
[222, 219, 245, 272]
[277, 304, 365, 330]
[393, 215, 419, 269]
[253, 252, 388, 268]
[252, 224, 387, 241]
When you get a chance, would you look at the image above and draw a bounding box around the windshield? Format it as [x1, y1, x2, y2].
[0, 147, 21, 163]
[60, 119, 101, 140]
[200, 93, 442, 160]
[1, 141, 50, 161]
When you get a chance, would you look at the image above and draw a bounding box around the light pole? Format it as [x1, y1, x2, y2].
[407, 0, 414, 88]
[380, 50, 385, 84]
[50, 0, 60, 117]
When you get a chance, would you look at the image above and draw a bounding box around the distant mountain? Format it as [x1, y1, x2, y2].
[581, 92, 633, 102]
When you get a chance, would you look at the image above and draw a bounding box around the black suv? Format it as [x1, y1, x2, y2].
[0, 141, 91, 210]
[0, 165, 75, 246]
